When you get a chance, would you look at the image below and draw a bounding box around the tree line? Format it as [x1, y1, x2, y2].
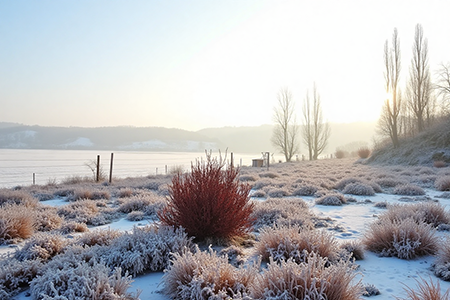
[379, 24, 450, 148]
[271, 85, 330, 162]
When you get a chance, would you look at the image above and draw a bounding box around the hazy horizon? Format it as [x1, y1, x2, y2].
[1, 1, 449, 131]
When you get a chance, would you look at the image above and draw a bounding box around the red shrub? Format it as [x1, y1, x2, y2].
[158, 153, 254, 241]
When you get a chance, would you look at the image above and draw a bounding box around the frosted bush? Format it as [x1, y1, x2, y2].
[393, 184, 425, 196]
[0, 203, 36, 242]
[163, 246, 257, 300]
[396, 276, 450, 300]
[375, 178, 407, 188]
[435, 176, 450, 191]
[15, 232, 69, 261]
[334, 177, 364, 190]
[342, 182, 375, 196]
[117, 191, 164, 214]
[0, 189, 38, 207]
[251, 253, 363, 300]
[364, 218, 438, 259]
[316, 194, 347, 206]
[433, 237, 450, 281]
[381, 202, 450, 227]
[58, 221, 88, 234]
[126, 210, 145, 221]
[339, 240, 365, 260]
[57, 199, 118, 226]
[76, 228, 123, 247]
[259, 172, 279, 178]
[256, 225, 339, 263]
[96, 225, 194, 276]
[30, 262, 139, 300]
[239, 174, 259, 182]
[251, 198, 315, 230]
[362, 284, 380, 296]
[292, 184, 318, 196]
[267, 187, 289, 197]
[0, 258, 42, 298]
[252, 179, 273, 190]
[34, 206, 63, 231]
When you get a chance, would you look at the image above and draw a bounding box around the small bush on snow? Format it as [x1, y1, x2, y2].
[393, 184, 426, 196]
[15, 232, 69, 262]
[0, 189, 38, 207]
[163, 246, 257, 300]
[363, 218, 438, 259]
[0, 258, 42, 298]
[251, 198, 315, 230]
[342, 182, 375, 196]
[396, 276, 450, 300]
[0, 203, 36, 241]
[95, 225, 194, 276]
[339, 240, 365, 261]
[433, 237, 450, 281]
[251, 253, 363, 300]
[292, 184, 318, 196]
[30, 261, 139, 300]
[267, 187, 289, 197]
[255, 225, 339, 263]
[76, 228, 123, 247]
[316, 194, 347, 206]
[435, 176, 450, 191]
[381, 202, 450, 228]
[58, 221, 88, 234]
[126, 210, 145, 221]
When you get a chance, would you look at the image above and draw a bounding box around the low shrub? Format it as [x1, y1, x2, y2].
[432, 237, 450, 281]
[251, 253, 363, 300]
[163, 246, 256, 300]
[158, 153, 254, 241]
[15, 232, 69, 262]
[30, 262, 139, 300]
[59, 221, 88, 234]
[292, 185, 318, 196]
[117, 188, 134, 198]
[363, 218, 438, 259]
[0, 204, 36, 241]
[255, 225, 339, 263]
[334, 177, 364, 190]
[393, 184, 426, 196]
[0, 258, 42, 298]
[267, 187, 289, 198]
[251, 198, 314, 230]
[316, 194, 347, 206]
[259, 172, 279, 179]
[69, 188, 111, 201]
[77, 228, 123, 247]
[335, 149, 347, 159]
[342, 182, 375, 196]
[117, 192, 164, 216]
[435, 176, 450, 191]
[339, 240, 365, 260]
[239, 174, 259, 182]
[0, 189, 37, 207]
[382, 202, 450, 228]
[357, 147, 371, 159]
[375, 178, 407, 188]
[34, 206, 63, 231]
[126, 211, 145, 221]
[396, 276, 450, 300]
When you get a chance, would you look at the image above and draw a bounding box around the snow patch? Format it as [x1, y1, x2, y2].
[61, 137, 94, 148]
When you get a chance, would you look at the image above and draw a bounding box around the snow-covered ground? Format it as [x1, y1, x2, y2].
[6, 188, 448, 300]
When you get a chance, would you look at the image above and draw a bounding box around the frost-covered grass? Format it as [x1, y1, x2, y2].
[2, 156, 450, 299]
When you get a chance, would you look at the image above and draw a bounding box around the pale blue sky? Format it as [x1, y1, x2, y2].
[1, 1, 449, 130]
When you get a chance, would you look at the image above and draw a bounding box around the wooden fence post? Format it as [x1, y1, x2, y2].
[109, 153, 114, 183]
[96, 155, 100, 182]
[33, 173, 35, 185]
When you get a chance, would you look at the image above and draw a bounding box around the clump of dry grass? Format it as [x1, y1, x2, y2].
[117, 191, 164, 217]
[433, 160, 447, 168]
[363, 218, 438, 259]
[15, 232, 69, 261]
[357, 147, 371, 159]
[69, 187, 111, 201]
[59, 221, 88, 234]
[0, 258, 43, 298]
[163, 246, 257, 300]
[0, 204, 36, 241]
[339, 240, 365, 261]
[393, 184, 426, 196]
[57, 199, 117, 226]
[381, 202, 450, 228]
[251, 198, 314, 230]
[292, 184, 319, 196]
[256, 225, 339, 263]
[34, 206, 63, 231]
[316, 194, 347, 206]
[0, 189, 38, 207]
[251, 252, 363, 300]
[342, 182, 375, 196]
[77, 228, 123, 247]
[396, 276, 450, 300]
[435, 176, 450, 191]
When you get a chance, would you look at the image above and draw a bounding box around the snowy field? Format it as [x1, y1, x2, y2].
[1, 157, 450, 299]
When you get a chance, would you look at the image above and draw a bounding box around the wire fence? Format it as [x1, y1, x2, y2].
[0, 149, 262, 188]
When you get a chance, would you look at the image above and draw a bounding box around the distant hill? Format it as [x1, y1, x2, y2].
[0, 125, 223, 152]
[368, 116, 450, 165]
[0, 122, 377, 155]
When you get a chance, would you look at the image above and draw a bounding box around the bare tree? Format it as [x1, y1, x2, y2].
[408, 24, 432, 133]
[271, 87, 300, 162]
[302, 84, 330, 160]
[435, 62, 450, 114]
[378, 28, 402, 148]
